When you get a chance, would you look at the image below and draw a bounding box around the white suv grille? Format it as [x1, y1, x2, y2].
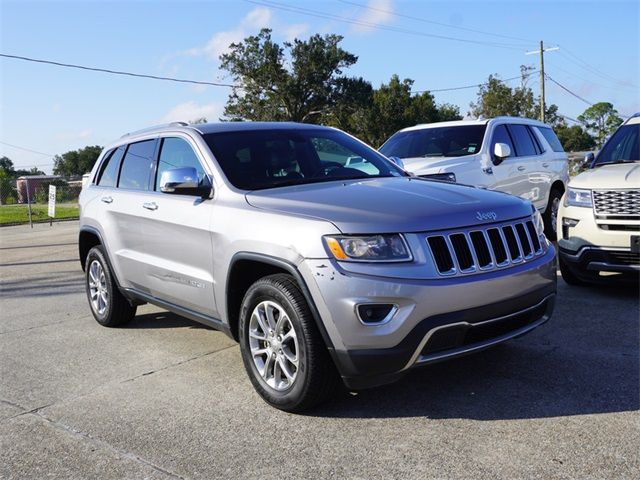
[426, 218, 545, 277]
[593, 190, 640, 217]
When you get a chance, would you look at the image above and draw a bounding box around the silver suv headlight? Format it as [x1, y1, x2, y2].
[324, 234, 412, 262]
[565, 187, 593, 208]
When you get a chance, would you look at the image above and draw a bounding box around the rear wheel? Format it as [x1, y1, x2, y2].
[85, 246, 136, 327]
[543, 187, 563, 241]
[239, 274, 338, 412]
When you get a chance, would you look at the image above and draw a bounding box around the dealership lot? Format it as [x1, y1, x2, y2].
[1, 221, 638, 479]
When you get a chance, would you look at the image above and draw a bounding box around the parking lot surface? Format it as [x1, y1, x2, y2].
[1, 221, 638, 479]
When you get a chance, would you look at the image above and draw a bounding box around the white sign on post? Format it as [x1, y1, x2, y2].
[48, 185, 56, 218]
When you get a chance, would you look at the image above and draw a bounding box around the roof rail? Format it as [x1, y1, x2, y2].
[121, 121, 190, 138]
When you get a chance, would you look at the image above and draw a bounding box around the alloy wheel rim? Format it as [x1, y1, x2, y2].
[88, 260, 109, 316]
[248, 300, 299, 391]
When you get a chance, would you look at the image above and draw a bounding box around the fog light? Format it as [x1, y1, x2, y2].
[562, 217, 579, 240]
[356, 304, 397, 325]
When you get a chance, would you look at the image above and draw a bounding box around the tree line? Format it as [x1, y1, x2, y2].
[1, 29, 625, 179]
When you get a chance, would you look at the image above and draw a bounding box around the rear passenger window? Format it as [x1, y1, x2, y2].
[118, 140, 156, 190]
[155, 138, 206, 191]
[491, 125, 516, 159]
[97, 147, 125, 187]
[537, 127, 565, 152]
[508, 124, 538, 157]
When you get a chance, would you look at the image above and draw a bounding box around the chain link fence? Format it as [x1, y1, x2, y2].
[0, 177, 83, 226]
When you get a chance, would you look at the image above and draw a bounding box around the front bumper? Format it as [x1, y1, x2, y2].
[299, 245, 557, 389]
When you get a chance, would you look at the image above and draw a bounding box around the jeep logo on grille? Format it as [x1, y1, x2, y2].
[476, 211, 497, 221]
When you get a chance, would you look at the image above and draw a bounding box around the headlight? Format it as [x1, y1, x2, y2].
[532, 209, 545, 236]
[419, 172, 457, 183]
[565, 188, 592, 208]
[324, 234, 412, 262]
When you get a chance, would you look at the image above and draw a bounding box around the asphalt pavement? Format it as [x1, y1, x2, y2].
[1, 221, 638, 479]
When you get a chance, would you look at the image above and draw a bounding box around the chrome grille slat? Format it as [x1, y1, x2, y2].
[426, 218, 546, 277]
[593, 190, 640, 217]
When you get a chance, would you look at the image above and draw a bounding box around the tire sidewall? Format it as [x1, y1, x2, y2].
[544, 188, 562, 241]
[239, 281, 310, 408]
[85, 246, 114, 326]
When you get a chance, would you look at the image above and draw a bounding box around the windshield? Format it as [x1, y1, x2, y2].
[595, 124, 640, 166]
[379, 125, 487, 159]
[203, 128, 405, 190]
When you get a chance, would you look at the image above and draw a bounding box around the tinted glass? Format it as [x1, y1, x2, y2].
[537, 127, 564, 152]
[491, 125, 516, 159]
[155, 137, 206, 191]
[204, 128, 404, 190]
[527, 126, 543, 154]
[595, 124, 640, 165]
[97, 147, 125, 187]
[508, 124, 538, 156]
[118, 140, 156, 190]
[379, 125, 487, 158]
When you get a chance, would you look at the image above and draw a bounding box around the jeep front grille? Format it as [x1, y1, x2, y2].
[593, 190, 640, 217]
[426, 219, 545, 276]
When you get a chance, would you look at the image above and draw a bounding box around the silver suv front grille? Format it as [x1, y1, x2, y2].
[426, 219, 544, 276]
[593, 190, 640, 217]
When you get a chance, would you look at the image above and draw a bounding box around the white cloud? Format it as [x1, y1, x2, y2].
[55, 129, 93, 141]
[282, 23, 309, 42]
[186, 7, 273, 60]
[351, 0, 395, 33]
[161, 101, 224, 123]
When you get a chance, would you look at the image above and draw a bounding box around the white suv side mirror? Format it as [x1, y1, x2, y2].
[493, 143, 511, 165]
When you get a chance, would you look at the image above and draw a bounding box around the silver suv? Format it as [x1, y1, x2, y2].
[79, 122, 557, 411]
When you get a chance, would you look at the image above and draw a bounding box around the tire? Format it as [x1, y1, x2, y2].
[238, 274, 338, 412]
[84, 245, 136, 327]
[559, 255, 587, 286]
[543, 187, 563, 241]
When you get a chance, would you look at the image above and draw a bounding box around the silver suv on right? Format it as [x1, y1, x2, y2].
[79, 122, 557, 411]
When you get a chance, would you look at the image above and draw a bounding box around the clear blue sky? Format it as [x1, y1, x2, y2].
[1, 0, 638, 173]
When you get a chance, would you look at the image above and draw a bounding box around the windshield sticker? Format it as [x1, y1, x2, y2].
[468, 146, 477, 153]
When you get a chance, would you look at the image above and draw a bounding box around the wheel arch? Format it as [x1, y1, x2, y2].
[79, 227, 104, 271]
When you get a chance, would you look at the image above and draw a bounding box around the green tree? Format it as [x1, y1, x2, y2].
[220, 28, 360, 123]
[0, 168, 15, 205]
[555, 125, 596, 151]
[577, 102, 623, 147]
[0, 156, 15, 175]
[53, 145, 103, 177]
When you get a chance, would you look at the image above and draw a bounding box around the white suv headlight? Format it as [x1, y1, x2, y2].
[565, 188, 593, 208]
[324, 234, 412, 262]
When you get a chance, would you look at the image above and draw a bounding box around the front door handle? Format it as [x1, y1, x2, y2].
[542, 162, 549, 168]
[101, 196, 113, 204]
[142, 202, 158, 211]
[517, 166, 526, 171]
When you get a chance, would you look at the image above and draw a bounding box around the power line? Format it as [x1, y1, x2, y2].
[545, 75, 594, 106]
[0, 53, 238, 88]
[0, 140, 55, 157]
[557, 49, 637, 89]
[244, 0, 527, 51]
[412, 71, 538, 94]
[338, 0, 536, 45]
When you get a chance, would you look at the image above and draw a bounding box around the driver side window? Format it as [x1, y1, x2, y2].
[491, 125, 516, 161]
[155, 137, 206, 191]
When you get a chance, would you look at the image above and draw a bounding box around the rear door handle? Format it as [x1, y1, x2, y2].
[542, 162, 549, 168]
[517, 166, 526, 171]
[142, 202, 158, 211]
[101, 196, 113, 204]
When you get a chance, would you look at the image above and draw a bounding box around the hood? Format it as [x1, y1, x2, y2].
[245, 177, 532, 234]
[570, 162, 640, 189]
[402, 154, 481, 174]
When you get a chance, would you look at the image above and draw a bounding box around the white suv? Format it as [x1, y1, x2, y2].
[379, 117, 569, 239]
[557, 113, 639, 285]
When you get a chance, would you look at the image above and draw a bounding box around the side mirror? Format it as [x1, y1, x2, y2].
[160, 167, 212, 198]
[492, 143, 511, 165]
[584, 152, 595, 168]
[388, 156, 405, 169]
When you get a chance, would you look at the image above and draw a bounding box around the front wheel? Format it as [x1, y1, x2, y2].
[239, 274, 338, 412]
[559, 255, 587, 286]
[543, 188, 563, 241]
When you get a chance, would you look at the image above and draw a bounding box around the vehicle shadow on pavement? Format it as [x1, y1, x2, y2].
[126, 311, 211, 330]
[311, 283, 639, 420]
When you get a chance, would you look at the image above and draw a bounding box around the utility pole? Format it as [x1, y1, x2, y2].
[526, 42, 559, 123]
